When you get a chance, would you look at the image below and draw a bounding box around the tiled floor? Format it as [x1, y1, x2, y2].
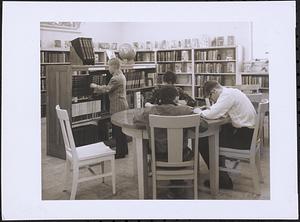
[42, 117, 270, 200]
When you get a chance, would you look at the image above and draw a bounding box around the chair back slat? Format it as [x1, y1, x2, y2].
[250, 100, 269, 155]
[56, 105, 78, 160]
[167, 128, 183, 163]
[149, 113, 201, 165]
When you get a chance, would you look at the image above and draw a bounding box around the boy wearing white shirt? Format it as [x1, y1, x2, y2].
[194, 81, 257, 189]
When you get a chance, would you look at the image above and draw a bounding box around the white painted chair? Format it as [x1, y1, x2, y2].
[56, 105, 116, 200]
[219, 100, 269, 194]
[149, 114, 201, 199]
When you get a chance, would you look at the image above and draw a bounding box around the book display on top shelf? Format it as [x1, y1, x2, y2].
[70, 37, 95, 65]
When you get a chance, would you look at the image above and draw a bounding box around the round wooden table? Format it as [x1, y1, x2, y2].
[111, 108, 229, 199]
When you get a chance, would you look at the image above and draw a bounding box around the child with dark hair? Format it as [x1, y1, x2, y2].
[145, 71, 196, 107]
[133, 85, 208, 198]
[134, 85, 195, 160]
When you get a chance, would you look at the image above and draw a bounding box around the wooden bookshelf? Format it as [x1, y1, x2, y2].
[43, 44, 246, 116]
[241, 72, 269, 91]
[193, 46, 242, 99]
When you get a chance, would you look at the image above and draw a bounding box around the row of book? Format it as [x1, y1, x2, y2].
[40, 51, 70, 63]
[124, 71, 146, 89]
[211, 36, 235, 47]
[41, 65, 46, 77]
[72, 73, 108, 97]
[126, 91, 144, 109]
[195, 75, 235, 87]
[195, 62, 235, 73]
[95, 52, 105, 63]
[194, 49, 235, 61]
[242, 76, 269, 88]
[145, 72, 157, 86]
[135, 52, 155, 62]
[41, 79, 46, 91]
[72, 76, 92, 97]
[157, 51, 191, 61]
[71, 37, 95, 65]
[157, 63, 193, 73]
[72, 100, 101, 117]
[176, 75, 192, 85]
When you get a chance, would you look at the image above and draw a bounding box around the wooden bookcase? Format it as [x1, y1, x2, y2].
[40, 49, 71, 117]
[194, 45, 243, 99]
[46, 64, 111, 159]
[156, 48, 194, 98]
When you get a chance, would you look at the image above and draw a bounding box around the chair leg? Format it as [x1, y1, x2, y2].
[70, 167, 79, 200]
[194, 174, 198, 199]
[152, 174, 157, 199]
[250, 158, 260, 195]
[63, 160, 71, 192]
[111, 158, 116, 195]
[100, 162, 105, 183]
[255, 152, 264, 183]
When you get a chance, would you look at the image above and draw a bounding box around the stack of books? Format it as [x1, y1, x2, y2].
[71, 37, 95, 65]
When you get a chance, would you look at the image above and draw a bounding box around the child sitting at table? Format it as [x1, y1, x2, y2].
[134, 85, 196, 161]
[133, 85, 208, 198]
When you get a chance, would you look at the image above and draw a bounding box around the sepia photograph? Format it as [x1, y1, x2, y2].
[2, 1, 297, 220]
[41, 21, 270, 201]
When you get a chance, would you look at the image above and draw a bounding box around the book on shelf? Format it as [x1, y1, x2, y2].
[135, 52, 155, 62]
[41, 79, 46, 91]
[94, 52, 105, 63]
[106, 50, 116, 60]
[41, 65, 46, 77]
[124, 71, 147, 89]
[181, 50, 190, 61]
[146, 72, 157, 86]
[176, 75, 191, 85]
[242, 76, 269, 88]
[216, 37, 224, 46]
[226, 62, 235, 73]
[227, 36, 235, 46]
[71, 37, 95, 65]
[40, 51, 70, 63]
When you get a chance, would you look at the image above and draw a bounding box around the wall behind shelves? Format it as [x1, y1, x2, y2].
[40, 22, 122, 48]
[120, 22, 251, 61]
[40, 22, 252, 61]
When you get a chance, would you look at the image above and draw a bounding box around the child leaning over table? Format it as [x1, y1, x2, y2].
[134, 85, 201, 160]
[133, 85, 208, 198]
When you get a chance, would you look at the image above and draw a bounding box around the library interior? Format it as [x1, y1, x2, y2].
[41, 22, 269, 200]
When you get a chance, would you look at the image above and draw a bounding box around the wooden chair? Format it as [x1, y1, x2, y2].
[56, 105, 116, 200]
[149, 114, 201, 199]
[219, 100, 269, 194]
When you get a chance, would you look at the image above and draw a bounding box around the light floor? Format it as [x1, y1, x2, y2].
[42, 117, 270, 200]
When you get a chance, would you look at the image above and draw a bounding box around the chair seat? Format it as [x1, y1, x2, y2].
[76, 142, 116, 161]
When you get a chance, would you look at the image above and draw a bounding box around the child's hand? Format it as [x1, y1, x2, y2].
[90, 83, 98, 88]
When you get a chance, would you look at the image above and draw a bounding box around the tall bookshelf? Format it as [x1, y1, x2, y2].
[156, 49, 194, 98]
[194, 45, 243, 99]
[40, 49, 71, 117]
[46, 64, 111, 159]
[46, 62, 156, 159]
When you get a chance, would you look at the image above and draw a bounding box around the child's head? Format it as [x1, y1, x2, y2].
[158, 85, 179, 105]
[162, 71, 176, 85]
